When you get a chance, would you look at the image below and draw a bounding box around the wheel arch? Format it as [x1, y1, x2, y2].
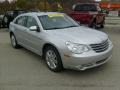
[42, 43, 61, 58]
[42, 43, 64, 71]
[10, 31, 14, 37]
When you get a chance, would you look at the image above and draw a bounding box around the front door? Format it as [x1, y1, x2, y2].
[23, 16, 43, 54]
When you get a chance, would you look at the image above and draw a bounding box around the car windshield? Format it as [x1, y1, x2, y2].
[38, 14, 79, 30]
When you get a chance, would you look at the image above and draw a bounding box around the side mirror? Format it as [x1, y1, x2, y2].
[29, 26, 40, 32]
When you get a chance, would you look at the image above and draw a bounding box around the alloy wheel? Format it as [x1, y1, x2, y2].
[45, 50, 58, 69]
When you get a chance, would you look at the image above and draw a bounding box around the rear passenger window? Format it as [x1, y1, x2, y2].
[15, 16, 27, 27]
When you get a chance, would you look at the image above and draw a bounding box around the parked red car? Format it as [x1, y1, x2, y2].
[68, 3, 105, 28]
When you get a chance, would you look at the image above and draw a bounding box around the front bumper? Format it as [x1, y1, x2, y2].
[62, 45, 113, 70]
[74, 55, 111, 70]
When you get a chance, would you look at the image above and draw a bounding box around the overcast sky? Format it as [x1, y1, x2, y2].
[0, 0, 101, 1]
[0, 0, 12, 2]
[0, 0, 101, 2]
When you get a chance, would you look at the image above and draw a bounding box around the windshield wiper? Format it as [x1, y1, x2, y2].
[63, 25, 79, 28]
[45, 25, 79, 30]
[46, 27, 63, 30]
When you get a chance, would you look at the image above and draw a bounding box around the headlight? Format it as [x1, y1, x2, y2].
[66, 41, 91, 54]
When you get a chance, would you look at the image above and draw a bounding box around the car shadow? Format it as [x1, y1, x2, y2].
[63, 63, 108, 74]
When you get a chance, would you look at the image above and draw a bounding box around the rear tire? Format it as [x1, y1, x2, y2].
[10, 34, 20, 48]
[44, 46, 63, 72]
[100, 24, 104, 28]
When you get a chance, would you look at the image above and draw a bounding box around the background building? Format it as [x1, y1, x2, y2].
[101, 0, 120, 2]
[100, 0, 120, 10]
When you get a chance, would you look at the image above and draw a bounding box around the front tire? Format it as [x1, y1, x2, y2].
[44, 46, 63, 72]
[100, 24, 104, 28]
[10, 34, 20, 48]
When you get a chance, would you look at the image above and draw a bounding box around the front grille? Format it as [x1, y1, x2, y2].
[90, 39, 109, 53]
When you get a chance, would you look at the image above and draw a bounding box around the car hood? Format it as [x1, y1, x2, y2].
[45, 26, 108, 44]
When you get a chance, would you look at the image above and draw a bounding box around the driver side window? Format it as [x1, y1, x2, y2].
[15, 16, 27, 27]
[26, 16, 38, 28]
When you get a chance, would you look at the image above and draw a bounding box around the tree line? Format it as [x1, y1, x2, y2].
[0, 0, 94, 14]
[0, 0, 51, 14]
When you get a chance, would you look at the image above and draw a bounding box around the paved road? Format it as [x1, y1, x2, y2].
[0, 25, 120, 90]
[105, 16, 120, 26]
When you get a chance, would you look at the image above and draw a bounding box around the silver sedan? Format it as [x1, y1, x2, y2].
[9, 12, 113, 72]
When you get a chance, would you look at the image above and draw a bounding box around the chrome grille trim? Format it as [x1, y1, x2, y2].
[90, 39, 109, 53]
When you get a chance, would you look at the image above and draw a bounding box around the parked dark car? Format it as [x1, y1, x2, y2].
[68, 3, 106, 29]
[0, 14, 4, 28]
[2, 10, 27, 28]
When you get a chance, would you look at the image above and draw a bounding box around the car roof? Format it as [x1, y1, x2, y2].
[20, 12, 64, 17]
[76, 3, 97, 5]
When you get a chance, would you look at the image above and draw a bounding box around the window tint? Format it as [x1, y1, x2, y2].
[74, 4, 97, 11]
[15, 16, 27, 26]
[26, 16, 38, 28]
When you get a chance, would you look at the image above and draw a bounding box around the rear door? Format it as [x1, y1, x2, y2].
[13, 16, 28, 45]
